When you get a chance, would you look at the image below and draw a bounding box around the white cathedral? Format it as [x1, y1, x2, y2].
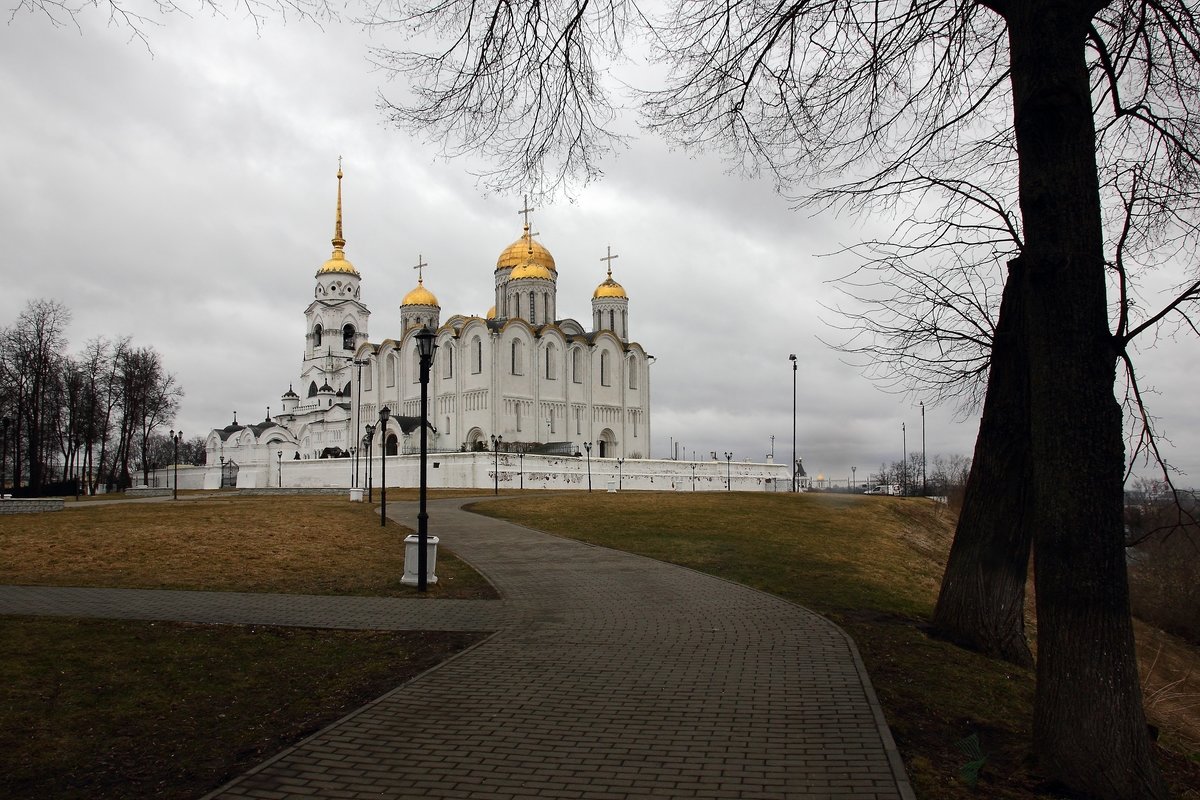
[206, 167, 652, 473]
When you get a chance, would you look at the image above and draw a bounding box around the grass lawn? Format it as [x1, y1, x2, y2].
[0, 492, 496, 799]
[471, 490, 1200, 799]
[3, 489, 1197, 799]
[2, 492, 496, 598]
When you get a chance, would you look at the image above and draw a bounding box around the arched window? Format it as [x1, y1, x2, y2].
[600, 350, 610, 386]
[545, 343, 557, 380]
[313, 324, 323, 347]
[386, 354, 396, 387]
[608, 309, 615, 331]
[572, 348, 582, 383]
[344, 381, 352, 397]
[472, 336, 483, 374]
[621, 311, 627, 338]
[413, 347, 421, 382]
[443, 345, 454, 379]
[364, 365, 373, 391]
[594, 310, 601, 330]
[544, 294, 551, 322]
[511, 339, 524, 375]
[529, 291, 536, 324]
[628, 357, 638, 389]
[386, 434, 398, 456]
[342, 324, 355, 350]
[308, 381, 318, 397]
[516, 401, 523, 431]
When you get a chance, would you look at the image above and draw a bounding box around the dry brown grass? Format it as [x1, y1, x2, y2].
[0, 493, 495, 598]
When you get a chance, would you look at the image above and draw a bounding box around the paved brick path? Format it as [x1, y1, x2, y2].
[0, 497, 913, 799]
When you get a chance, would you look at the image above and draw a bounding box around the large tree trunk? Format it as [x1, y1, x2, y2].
[1005, 1, 1167, 795]
[932, 262, 1033, 667]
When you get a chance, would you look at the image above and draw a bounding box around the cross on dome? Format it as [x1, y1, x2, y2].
[413, 254, 428, 283]
[601, 245, 619, 278]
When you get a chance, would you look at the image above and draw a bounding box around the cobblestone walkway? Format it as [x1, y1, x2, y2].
[0, 497, 913, 799]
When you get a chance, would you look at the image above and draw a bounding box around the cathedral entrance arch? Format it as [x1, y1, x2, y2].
[598, 428, 616, 458]
[386, 434, 399, 456]
[465, 427, 485, 451]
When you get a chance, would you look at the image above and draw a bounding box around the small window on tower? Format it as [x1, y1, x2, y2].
[343, 324, 355, 350]
[314, 325, 323, 347]
[308, 381, 318, 398]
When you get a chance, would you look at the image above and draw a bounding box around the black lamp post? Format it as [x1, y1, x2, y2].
[169, 429, 183, 499]
[490, 434, 502, 494]
[724, 451, 733, 491]
[583, 442, 592, 492]
[920, 401, 927, 496]
[349, 446, 356, 486]
[379, 406, 391, 526]
[1, 416, 9, 497]
[415, 325, 437, 592]
[789, 353, 798, 492]
[691, 461, 696, 491]
[363, 424, 375, 502]
[277, 450, 283, 488]
[901, 421, 908, 497]
[518, 451, 525, 490]
[616, 457, 624, 491]
[852, 465, 857, 492]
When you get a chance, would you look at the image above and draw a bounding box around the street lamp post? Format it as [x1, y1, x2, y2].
[852, 465, 857, 492]
[691, 461, 696, 491]
[415, 326, 438, 593]
[789, 354, 798, 492]
[616, 457, 624, 490]
[724, 451, 733, 491]
[518, 451, 525, 490]
[379, 407, 391, 526]
[490, 434, 503, 494]
[277, 449, 283, 488]
[583, 442, 592, 492]
[920, 401, 927, 496]
[169, 429, 183, 499]
[349, 446, 356, 486]
[1, 416, 9, 496]
[901, 421, 908, 497]
[363, 424, 375, 502]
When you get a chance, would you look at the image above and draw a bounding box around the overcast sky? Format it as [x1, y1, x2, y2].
[2, 6, 1198, 486]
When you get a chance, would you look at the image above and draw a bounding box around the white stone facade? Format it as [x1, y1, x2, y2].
[206, 169, 652, 472]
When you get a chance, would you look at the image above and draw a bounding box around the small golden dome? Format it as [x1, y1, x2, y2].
[318, 251, 359, 276]
[593, 276, 627, 299]
[510, 259, 554, 281]
[497, 225, 556, 272]
[486, 306, 497, 320]
[402, 279, 439, 307]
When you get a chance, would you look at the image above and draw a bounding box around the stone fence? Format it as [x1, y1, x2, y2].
[0, 497, 65, 514]
[151, 453, 793, 494]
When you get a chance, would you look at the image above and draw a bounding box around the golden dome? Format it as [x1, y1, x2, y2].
[497, 225, 556, 273]
[402, 278, 439, 307]
[510, 259, 554, 281]
[593, 275, 627, 299]
[486, 306, 497, 320]
[318, 251, 358, 276]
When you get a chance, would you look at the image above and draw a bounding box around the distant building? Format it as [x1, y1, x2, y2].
[206, 166, 652, 471]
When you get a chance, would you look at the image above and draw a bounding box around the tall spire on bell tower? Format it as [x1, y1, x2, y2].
[316, 158, 358, 277]
[332, 156, 345, 251]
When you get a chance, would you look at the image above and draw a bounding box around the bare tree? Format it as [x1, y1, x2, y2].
[366, 0, 1200, 791]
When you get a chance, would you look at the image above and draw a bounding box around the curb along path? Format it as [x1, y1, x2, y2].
[1, 497, 913, 799]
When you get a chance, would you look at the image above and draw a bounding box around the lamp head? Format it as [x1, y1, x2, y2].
[379, 406, 391, 423]
[415, 325, 438, 359]
[788, 353, 797, 362]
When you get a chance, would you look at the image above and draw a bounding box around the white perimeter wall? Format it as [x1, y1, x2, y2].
[153, 454, 791, 493]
